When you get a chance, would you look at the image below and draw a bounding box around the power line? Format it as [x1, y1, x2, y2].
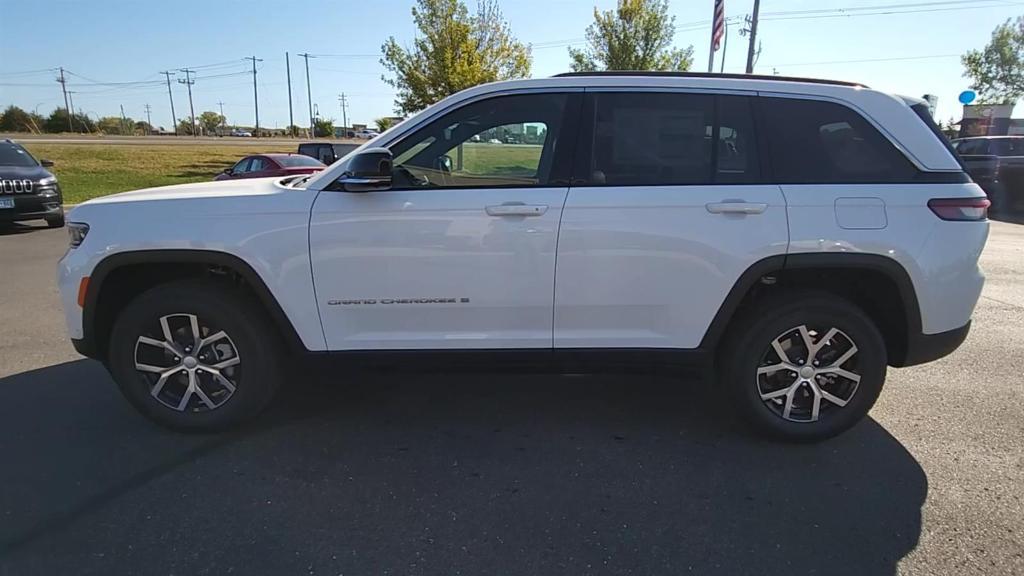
[765, 53, 961, 68]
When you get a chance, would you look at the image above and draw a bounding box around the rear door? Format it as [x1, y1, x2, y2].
[554, 91, 789, 349]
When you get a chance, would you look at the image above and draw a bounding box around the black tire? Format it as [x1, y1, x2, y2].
[108, 278, 283, 432]
[45, 212, 65, 228]
[720, 290, 887, 442]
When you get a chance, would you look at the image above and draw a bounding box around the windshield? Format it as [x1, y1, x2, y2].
[277, 155, 325, 168]
[0, 143, 39, 167]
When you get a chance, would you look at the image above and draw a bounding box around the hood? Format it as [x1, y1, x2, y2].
[0, 165, 53, 181]
[80, 176, 292, 206]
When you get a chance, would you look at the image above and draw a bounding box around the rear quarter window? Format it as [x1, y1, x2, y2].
[760, 97, 918, 184]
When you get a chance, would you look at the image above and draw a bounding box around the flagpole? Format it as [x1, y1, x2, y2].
[720, 20, 728, 73]
[708, 0, 716, 72]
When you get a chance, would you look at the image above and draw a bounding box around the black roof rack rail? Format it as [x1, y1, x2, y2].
[552, 71, 867, 88]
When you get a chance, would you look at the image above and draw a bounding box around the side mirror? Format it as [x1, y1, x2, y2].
[40, 159, 54, 167]
[337, 148, 392, 192]
[436, 155, 453, 173]
[223, 168, 233, 174]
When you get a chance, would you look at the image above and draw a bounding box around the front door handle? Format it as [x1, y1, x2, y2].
[705, 201, 768, 215]
[485, 203, 548, 217]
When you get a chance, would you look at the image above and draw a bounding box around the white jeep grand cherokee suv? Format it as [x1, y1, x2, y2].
[58, 72, 989, 441]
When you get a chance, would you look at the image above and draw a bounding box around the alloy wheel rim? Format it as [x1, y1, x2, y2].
[756, 324, 861, 423]
[133, 313, 241, 412]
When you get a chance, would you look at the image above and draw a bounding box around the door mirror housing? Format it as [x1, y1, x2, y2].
[40, 159, 54, 167]
[337, 148, 393, 192]
[436, 154, 453, 173]
[223, 167, 233, 174]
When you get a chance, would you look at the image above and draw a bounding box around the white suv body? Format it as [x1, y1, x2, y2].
[58, 73, 988, 440]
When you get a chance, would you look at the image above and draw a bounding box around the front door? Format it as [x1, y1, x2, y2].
[554, 91, 789, 349]
[310, 92, 580, 350]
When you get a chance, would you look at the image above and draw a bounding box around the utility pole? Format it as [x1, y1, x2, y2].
[160, 71, 177, 136]
[338, 93, 348, 135]
[144, 104, 152, 135]
[744, 0, 761, 74]
[120, 104, 128, 135]
[56, 67, 72, 132]
[178, 68, 197, 137]
[286, 52, 295, 137]
[66, 90, 78, 132]
[244, 55, 262, 137]
[216, 100, 226, 135]
[298, 53, 314, 138]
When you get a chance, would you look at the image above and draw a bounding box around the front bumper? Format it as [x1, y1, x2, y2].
[896, 321, 971, 367]
[0, 191, 63, 222]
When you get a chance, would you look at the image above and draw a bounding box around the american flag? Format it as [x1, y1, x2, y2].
[712, 0, 726, 51]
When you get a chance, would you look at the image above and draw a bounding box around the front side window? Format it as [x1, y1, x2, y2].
[387, 93, 569, 190]
[760, 97, 917, 183]
[249, 158, 266, 172]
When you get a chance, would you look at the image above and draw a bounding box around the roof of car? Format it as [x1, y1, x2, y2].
[953, 135, 1023, 140]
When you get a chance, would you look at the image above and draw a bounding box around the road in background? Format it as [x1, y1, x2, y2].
[1, 133, 364, 146]
[0, 221, 1021, 575]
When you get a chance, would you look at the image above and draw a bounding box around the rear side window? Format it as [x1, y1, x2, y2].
[760, 97, 917, 183]
[990, 139, 1024, 156]
[577, 92, 760, 186]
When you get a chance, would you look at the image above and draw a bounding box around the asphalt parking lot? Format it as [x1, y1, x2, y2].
[0, 219, 1021, 576]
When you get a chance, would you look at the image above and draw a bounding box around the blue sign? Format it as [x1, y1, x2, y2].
[958, 90, 977, 105]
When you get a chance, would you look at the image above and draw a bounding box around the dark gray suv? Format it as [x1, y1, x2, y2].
[0, 139, 64, 228]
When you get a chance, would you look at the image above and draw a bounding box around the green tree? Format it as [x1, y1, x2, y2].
[963, 16, 1024, 104]
[44, 108, 95, 133]
[198, 111, 226, 135]
[135, 120, 153, 135]
[381, 0, 531, 115]
[176, 118, 196, 136]
[286, 124, 302, 137]
[374, 117, 396, 132]
[314, 117, 335, 137]
[568, 0, 694, 72]
[0, 105, 43, 133]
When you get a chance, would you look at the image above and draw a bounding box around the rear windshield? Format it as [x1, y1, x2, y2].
[0, 143, 39, 167]
[277, 155, 324, 167]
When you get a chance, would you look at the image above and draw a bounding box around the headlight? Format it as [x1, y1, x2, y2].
[68, 222, 89, 248]
[38, 176, 58, 186]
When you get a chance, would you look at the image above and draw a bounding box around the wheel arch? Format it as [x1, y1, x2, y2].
[702, 253, 923, 367]
[80, 249, 308, 362]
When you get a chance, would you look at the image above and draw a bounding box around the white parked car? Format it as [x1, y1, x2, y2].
[355, 129, 379, 139]
[59, 72, 988, 441]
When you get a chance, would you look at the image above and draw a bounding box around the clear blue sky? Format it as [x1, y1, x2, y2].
[0, 0, 1020, 130]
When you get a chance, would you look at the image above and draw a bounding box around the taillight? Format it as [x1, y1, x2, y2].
[928, 197, 991, 221]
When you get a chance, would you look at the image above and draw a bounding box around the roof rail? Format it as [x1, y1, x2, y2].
[552, 71, 867, 88]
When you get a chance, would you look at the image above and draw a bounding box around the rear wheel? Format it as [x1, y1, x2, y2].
[720, 291, 887, 442]
[108, 279, 283, 432]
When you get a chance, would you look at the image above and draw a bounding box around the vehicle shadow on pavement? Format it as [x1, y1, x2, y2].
[0, 359, 926, 576]
[0, 222, 47, 236]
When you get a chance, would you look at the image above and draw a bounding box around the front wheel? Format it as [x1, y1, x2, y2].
[108, 279, 283, 432]
[720, 291, 887, 442]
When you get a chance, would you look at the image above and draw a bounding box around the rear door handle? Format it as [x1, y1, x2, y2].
[485, 203, 548, 217]
[705, 201, 768, 215]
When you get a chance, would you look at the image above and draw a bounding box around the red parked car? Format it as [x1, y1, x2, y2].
[214, 153, 325, 180]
